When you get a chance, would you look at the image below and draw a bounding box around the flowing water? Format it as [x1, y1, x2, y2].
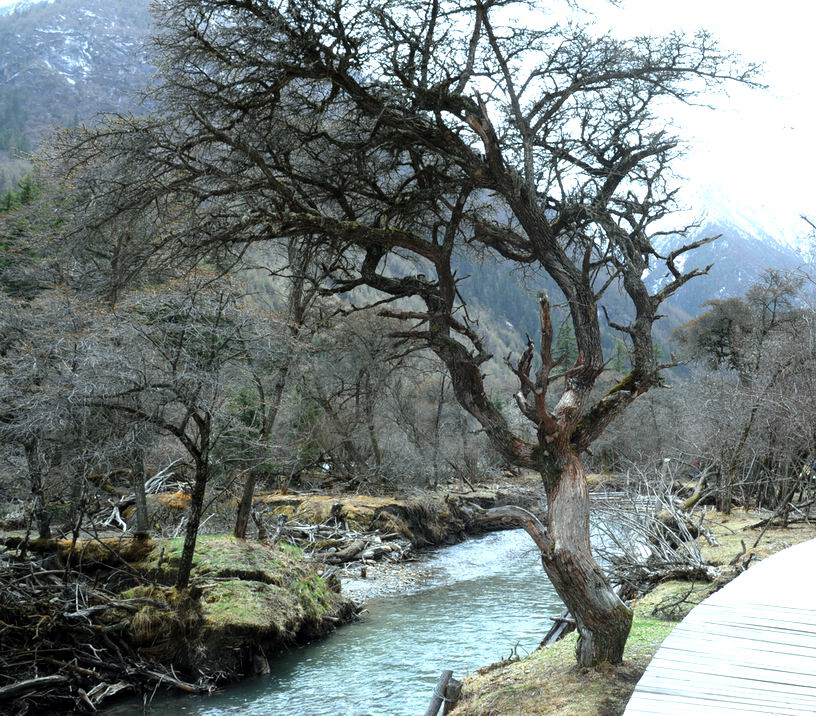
[114, 529, 564, 716]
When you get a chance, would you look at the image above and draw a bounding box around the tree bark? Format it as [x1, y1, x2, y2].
[177, 417, 210, 589]
[234, 470, 257, 540]
[541, 454, 632, 666]
[24, 438, 51, 539]
[478, 455, 632, 666]
[431, 374, 446, 488]
[132, 447, 150, 540]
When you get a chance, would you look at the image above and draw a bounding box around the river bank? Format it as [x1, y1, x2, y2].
[107, 527, 563, 716]
[452, 509, 816, 716]
[0, 484, 540, 713]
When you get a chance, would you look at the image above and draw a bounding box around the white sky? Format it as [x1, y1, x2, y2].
[584, 0, 816, 243]
[2, 0, 814, 241]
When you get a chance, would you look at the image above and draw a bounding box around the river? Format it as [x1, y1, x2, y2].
[113, 528, 563, 715]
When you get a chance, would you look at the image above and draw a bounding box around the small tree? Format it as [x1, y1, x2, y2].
[233, 239, 334, 538]
[90, 280, 246, 587]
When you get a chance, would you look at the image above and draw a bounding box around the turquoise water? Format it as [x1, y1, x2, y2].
[114, 529, 563, 715]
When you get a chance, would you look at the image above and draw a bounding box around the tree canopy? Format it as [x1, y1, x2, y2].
[51, 0, 758, 667]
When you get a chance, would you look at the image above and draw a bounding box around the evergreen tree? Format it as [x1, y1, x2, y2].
[612, 339, 629, 373]
[554, 320, 579, 366]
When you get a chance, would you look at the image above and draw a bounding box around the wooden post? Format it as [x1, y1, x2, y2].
[443, 678, 462, 715]
[541, 608, 576, 646]
[424, 670, 453, 716]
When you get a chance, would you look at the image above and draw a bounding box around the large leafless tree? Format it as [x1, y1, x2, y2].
[56, 0, 757, 665]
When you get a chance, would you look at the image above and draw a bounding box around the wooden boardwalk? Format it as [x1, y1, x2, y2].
[624, 538, 816, 715]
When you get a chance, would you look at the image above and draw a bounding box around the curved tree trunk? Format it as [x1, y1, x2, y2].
[541, 453, 632, 666]
[478, 454, 633, 666]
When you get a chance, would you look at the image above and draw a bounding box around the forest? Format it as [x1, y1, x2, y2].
[1, 1, 815, 714]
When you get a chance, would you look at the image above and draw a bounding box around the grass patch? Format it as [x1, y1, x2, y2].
[455, 614, 673, 716]
[128, 535, 350, 656]
[133, 534, 300, 584]
[199, 580, 303, 639]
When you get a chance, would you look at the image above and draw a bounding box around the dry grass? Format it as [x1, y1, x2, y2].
[154, 491, 192, 510]
[454, 615, 673, 716]
[255, 492, 463, 545]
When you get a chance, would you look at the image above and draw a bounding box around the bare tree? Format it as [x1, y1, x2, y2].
[0, 291, 95, 539]
[55, 0, 757, 665]
[676, 270, 811, 511]
[87, 279, 247, 587]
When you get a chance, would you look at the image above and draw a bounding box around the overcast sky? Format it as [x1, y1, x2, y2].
[2, 0, 814, 242]
[586, 0, 816, 245]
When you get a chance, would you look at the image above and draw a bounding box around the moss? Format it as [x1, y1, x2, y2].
[133, 534, 300, 584]
[292, 573, 335, 621]
[116, 535, 353, 676]
[200, 580, 303, 639]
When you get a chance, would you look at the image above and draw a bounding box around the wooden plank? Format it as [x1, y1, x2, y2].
[625, 538, 816, 715]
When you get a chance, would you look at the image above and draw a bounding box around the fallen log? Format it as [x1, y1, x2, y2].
[324, 539, 367, 564]
[0, 675, 69, 702]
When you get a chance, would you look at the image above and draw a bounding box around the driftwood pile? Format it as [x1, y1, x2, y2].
[254, 508, 414, 567]
[0, 546, 211, 715]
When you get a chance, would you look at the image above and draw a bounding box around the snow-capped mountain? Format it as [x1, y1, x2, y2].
[646, 216, 812, 320]
[0, 0, 152, 145]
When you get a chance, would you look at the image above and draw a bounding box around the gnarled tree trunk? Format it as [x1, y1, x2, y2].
[542, 454, 632, 666]
[479, 455, 632, 666]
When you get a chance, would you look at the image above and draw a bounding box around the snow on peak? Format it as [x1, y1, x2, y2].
[676, 183, 816, 261]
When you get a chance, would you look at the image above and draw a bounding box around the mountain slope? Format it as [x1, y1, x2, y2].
[0, 0, 152, 153]
[648, 221, 812, 322]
